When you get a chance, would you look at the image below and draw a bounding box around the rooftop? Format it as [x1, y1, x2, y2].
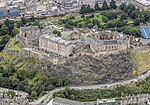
[52, 97, 83, 105]
[26, 35, 40, 40]
[88, 37, 119, 47]
[0, 2, 6, 7]
[20, 26, 39, 31]
[97, 98, 116, 103]
[41, 34, 72, 46]
[135, 0, 150, 6]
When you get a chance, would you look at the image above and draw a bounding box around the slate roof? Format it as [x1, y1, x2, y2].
[103, 40, 117, 45]
[41, 34, 72, 46]
[88, 37, 119, 47]
[20, 26, 39, 31]
[53, 97, 83, 105]
[26, 35, 40, 40]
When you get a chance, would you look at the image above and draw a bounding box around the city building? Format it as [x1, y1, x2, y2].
[48, 97, 84, 105]
[95, 0, 128, 4]
[0, 2, 21, 18]
[131, 0, 150, 10]
[97, 98, 119, 105]
[47, 94, 150, 105]
[63, 0, 83, 7]
[20, 26, 41, 46]
[140, 26, 150, 39]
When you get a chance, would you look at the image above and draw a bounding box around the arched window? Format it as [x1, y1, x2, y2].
[105, 46, 107, 51]
[24, 33, 27, 37]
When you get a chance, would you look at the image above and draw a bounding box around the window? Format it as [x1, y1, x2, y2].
[24, 33, 27, 37]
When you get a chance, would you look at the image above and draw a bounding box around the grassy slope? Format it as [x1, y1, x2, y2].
[0, 52, 37, 70]
[130, 51, 150, 75]
[8, 38, 21, 51]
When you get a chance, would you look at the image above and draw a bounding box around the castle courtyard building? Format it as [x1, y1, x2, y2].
[39, 34, 74, 57]
[20, 26, 41, 46]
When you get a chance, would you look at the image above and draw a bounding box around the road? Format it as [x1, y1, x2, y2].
[30, 69, 150, 105]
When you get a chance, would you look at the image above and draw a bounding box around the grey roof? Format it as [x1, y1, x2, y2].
[103, 40, 117, 45]
[42, 27, 53, 34]
[64, 0, 77, 3]
[88, 37, 125, 47]
[61, 31, 73, 36]
[117, 40, 125, 45]
[41, 34, 72, 46]
[21, 26, 39, 31]
[88, 37, 104, 47]
[26, 35, 40, 40]
[53, 97, 83, 105]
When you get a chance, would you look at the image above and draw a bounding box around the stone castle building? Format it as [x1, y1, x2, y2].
[87, 31, 130, 56]
[20, 26, 41, 46]
[39, 34, 74, 57]
[19, 25, 130, 64]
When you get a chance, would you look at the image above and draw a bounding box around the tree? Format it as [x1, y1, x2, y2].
[0, 25, 9, 35]
[134, 18, 141, 26]
[92, 19, 99, 26]
[7, 91, 16, 98]
[129, 10, 139, 19]
[11, 28, 19, 37]
[81, 15, 85, 18]
[87, 5, 92, 13]
[21, 18, 27, 26]
[30, 91, 38, 100]
[30, 16, 35, 22]
[8, 24, 14, 35]
[110, 0, 117, 9]
[9, 76, 19, 88]
[120, 13, 128, 20]
[80, 5, 87, 14]
[1, 35, 10, 44]
[17, 81, 28, 91]
[102, 16, 108, 22]
[94, 2, 100, 11]
[140, 11, 150, 23]
[4, 19, 14, 27]
[87, 23, 93, 29]
[126, 4, 136, 14]
[1, 77, 11, 88]
[119, 3, 126, 10]
[102, 1, 109, 10]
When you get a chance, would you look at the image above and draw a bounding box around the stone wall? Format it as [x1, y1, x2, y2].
[81, 50, 127, 58]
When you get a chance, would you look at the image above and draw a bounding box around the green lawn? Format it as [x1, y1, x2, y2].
[94, 14, 103, 22]
[127, 20, 134, 24]
[8, 38, 21, 51]
[130, 51, 150, 75]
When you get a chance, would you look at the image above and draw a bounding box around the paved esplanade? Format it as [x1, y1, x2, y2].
[30, 69, 150, 105]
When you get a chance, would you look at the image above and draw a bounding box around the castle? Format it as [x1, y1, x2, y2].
[19, 26, 130, 64]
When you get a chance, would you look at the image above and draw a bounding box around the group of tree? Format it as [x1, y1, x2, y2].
[0, 65, 68, 100]
[59, 14, 102, 29]
[80, 0, 117, 14]
[119, 3, 150, 24]
[53, 77, 150, 102]
[0, 19, 19, 45]
[59, 2, 150, 37]
[79, 5, 94, 14]
[0, 16, 45, 49]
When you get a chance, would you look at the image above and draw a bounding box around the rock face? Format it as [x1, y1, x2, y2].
[37, 52, 133, 85]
